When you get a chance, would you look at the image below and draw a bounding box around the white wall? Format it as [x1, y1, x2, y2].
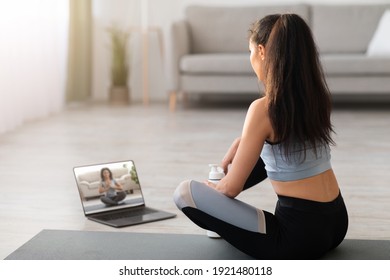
[92, 0, 390, 103]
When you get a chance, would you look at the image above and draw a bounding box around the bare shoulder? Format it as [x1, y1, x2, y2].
[247, 97, 269, 120]
[242, 97, 273, 140]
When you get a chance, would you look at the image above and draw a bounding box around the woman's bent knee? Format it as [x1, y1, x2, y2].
[173, 180, 197, 210]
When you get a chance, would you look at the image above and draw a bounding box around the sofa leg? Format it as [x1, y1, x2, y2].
[169, 91, 177, 112]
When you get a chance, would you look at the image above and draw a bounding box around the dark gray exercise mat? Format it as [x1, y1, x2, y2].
[5, 229, 390, 260]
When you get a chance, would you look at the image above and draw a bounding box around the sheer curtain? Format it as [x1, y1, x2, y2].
[0, 0, 69, 134]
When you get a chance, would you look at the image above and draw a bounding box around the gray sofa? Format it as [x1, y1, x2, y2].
[167, 3, 390, 110]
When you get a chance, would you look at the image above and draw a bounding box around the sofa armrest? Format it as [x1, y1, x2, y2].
[166, 20, 191, 92]
[78, 181, 100, 200]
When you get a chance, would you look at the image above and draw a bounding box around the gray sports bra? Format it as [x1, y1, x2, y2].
[260, 140, 331, 182]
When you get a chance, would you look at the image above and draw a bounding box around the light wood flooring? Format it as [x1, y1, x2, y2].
[0, 98, 389, 259]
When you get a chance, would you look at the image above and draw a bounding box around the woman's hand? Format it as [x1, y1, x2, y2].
[201, 137, 241, 197]
[204, 180, 216, 188]
[221, 137, 241, 174]
[99, 184, 108, 194]
[204, 180, 225, 194]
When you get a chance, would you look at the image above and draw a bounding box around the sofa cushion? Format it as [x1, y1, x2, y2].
[77, 168, 129, 184]
[321, 54, 390, 75]
[312, 4, 390, 54]
[111, 168, 129, 179]
[181, 54, 390, 76]
[78, 171, 100, 183]
[180, 54, 252, 74]
[186, 4, 310, 53]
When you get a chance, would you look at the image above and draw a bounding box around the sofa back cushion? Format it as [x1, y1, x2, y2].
[77, 168, 129, 184]
[111, 168, 129, 179]
[186, 4, 310, 53]
[312, 4, 390, 54]
[78, 171, 100, 183]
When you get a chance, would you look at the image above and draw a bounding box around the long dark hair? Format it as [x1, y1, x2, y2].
[249, 14, 335, 157]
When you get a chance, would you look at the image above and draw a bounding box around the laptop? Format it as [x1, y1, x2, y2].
[73, 160, 176, 228]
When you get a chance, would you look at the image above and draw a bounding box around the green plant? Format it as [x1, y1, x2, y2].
[130, 165, 140, 185]
[108, 26, 130, 87]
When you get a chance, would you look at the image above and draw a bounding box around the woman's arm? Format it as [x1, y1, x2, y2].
[210, 98, 272, 198]
[114, 180, 123, 190]
[98, 183, 107, 194]
[221, 137, 241, 175]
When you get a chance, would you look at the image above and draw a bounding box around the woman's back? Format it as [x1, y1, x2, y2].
[251, 97, 340, 202]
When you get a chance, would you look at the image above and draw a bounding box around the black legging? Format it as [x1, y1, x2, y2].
[173, 158, 348, 259]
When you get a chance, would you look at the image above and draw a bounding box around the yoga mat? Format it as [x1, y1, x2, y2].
[5, 229, 390, 260]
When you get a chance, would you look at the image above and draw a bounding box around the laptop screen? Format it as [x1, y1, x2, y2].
[73, 160, 145, 215]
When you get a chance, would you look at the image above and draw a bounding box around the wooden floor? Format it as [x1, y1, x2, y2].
[0, 99, 389, 259]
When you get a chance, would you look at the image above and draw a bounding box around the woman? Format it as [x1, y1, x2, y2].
[173, 14, 348, 259]
[99, 167, 126, 206]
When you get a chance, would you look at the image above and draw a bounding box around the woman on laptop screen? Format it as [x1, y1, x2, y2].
[99, 167, 127, 206]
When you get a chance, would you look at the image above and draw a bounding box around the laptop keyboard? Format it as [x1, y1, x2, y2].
[97, 207, 157, 221]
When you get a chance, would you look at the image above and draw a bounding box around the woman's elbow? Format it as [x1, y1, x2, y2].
[218, 178, 242, 198]
[222, 188, 241, 198]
